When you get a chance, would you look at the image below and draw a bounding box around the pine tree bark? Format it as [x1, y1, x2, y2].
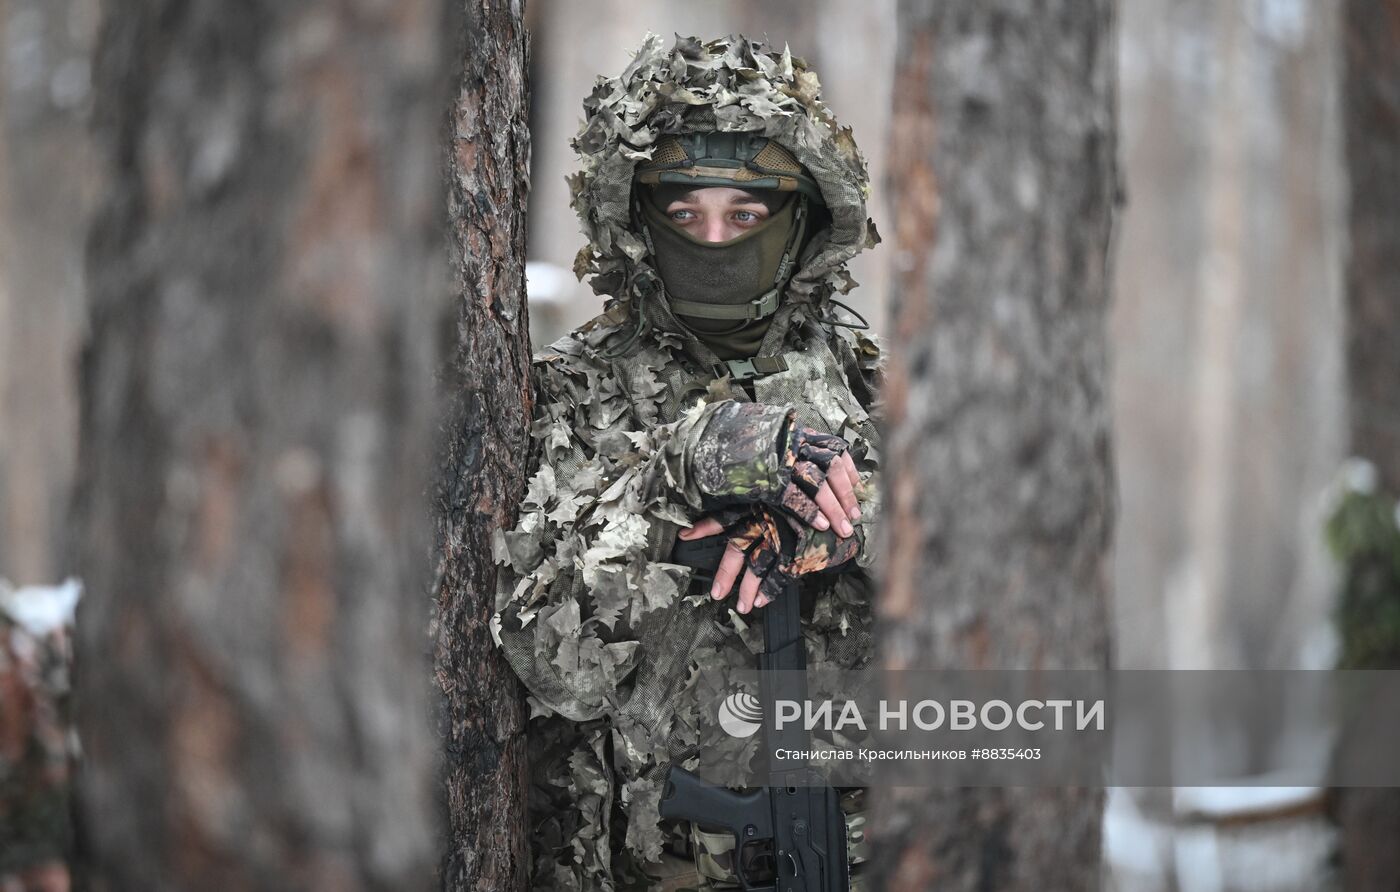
[432, 2, 533, 890]
[73, 1, 449, 888]
[876, 2, 1117, 890]
[1336, 0, 1400, 886]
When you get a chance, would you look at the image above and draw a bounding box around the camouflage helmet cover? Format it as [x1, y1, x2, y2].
[633, 131, 825, 204]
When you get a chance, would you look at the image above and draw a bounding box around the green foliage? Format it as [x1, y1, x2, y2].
[1326, 477, 1400, 669]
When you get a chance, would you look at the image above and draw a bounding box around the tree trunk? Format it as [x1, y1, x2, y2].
[0, 0, 98, 586]
[875, 2, 1117, 890]
[73, 1, 448, 888]
[1336, 0, 1400, 886]
[1173, 0, 1248, 674]
[432, 2, 533, 890]
[1342, 2, 1400, 495]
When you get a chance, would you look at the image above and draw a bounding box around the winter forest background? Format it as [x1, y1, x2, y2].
[0, 0, 1397, 890]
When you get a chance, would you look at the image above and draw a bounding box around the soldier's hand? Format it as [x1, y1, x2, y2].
[811, 450, 863, 538]
[679, 516, 766, 611]
[693, 403, 863, 536]
[776, 424, 864, 537]
[679, 506, 861, 614]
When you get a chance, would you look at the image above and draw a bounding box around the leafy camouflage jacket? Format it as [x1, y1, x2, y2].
[490, 35, 883, 890]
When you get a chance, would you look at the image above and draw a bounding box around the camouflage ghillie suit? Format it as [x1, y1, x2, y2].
[491, 35, 882, 890]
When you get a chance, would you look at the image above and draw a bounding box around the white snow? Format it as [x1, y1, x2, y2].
[0, 577, 82, 636]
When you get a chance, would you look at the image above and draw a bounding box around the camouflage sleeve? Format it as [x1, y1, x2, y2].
[830, 325, 886, 572]
[489, 348, 793, 722]
[672, 400, 795, 510]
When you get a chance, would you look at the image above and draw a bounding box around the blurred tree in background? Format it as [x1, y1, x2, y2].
[71, 0, 448, 887]
[0, 0, 98, 588]
[0, 1, 96, 887]
[875, 1, 1117, 890]
[1332, 0, 1400, 887]
[1341, 0, 1400, 499]
[431, 1, 533, 889]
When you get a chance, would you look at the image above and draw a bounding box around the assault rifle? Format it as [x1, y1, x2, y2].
[666, 533, 850, 892]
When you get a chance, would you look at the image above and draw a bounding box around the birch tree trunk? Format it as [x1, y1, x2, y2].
[73, 1, 448, 887]
[876, 2, 1117, 890]
[432, 2, 533, 889]
[1336, 0, 1400, 886]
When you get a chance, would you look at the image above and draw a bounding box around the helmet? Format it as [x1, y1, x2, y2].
[633, 132, 824, 205]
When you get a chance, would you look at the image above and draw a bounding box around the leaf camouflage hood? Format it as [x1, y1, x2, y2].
[568, 33, 881, 358]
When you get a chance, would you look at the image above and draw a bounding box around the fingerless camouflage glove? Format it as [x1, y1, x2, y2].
[722, 507, 862, 599]
[690, 401, 851, 529]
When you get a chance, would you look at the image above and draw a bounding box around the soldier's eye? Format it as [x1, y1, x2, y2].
[668, 208, 696, 222]
[734, 210, 760, 223]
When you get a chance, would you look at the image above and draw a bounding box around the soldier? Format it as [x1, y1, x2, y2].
[491, 34, 882, 890]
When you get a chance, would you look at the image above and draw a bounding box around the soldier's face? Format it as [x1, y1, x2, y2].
[662, 186, 772, 243]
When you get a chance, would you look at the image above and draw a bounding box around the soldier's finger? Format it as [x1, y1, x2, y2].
[842, 452, 864, 506]
[736, 567, 763, 614]
[781, 484, 827, 529]
[827, 461, 859, 521]
[711, 543, 746, 599]
[815, 482, 854, 538]
[680, 516, 726, 539]
[754, 593, 771, 609]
